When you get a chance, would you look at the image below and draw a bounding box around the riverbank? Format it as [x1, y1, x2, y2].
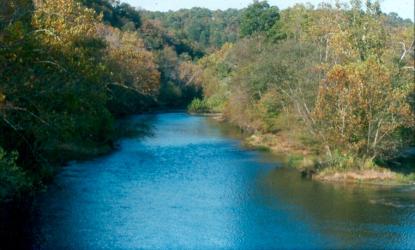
[246, 132, 415, 185]
[204, 113, 415, 186]
[0, 108, 190, 204]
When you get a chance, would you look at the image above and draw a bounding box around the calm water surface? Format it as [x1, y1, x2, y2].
[16, 113, 415, 249]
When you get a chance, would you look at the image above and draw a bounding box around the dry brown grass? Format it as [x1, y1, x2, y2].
[315, 168, 397, 182]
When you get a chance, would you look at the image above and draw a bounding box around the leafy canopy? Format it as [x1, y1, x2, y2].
[240, 1, 280, 37]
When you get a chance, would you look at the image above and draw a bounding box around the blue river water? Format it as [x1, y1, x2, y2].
[28, 113, 415, 249]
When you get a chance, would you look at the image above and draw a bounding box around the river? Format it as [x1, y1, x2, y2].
[3, 113, 415, 249]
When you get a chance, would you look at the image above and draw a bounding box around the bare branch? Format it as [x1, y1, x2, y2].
[35, 60, 67, 72]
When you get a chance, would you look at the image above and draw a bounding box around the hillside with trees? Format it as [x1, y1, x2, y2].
[189, 1, 414, 181]
[142, 8, 241, 52]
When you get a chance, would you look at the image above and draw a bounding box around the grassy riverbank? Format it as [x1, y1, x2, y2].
[204, 112, 415, 185]
[245, 129, 415, 185]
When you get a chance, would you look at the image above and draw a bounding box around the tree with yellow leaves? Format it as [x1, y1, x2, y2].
[313, 57, 414, 159]
[312, 1, 414, 161]
[99, 25, 160, 95]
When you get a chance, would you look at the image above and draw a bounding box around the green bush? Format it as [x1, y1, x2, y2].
[320, 150, 376, 170]
[0, 148, 32, 202]
[187, 98, 211, 113]
[287, 155, 305, 168]
[206, 95, 227, 113]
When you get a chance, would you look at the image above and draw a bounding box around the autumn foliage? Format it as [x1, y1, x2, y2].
[194, 0, 414, 169]
[0, 0, 196, 201]
[313, 58, 414, 158]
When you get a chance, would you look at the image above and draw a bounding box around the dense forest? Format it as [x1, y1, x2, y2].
[142, 8, 241, 51]
[0, 0, 414, 202]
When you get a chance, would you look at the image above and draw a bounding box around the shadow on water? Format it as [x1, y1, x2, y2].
[256, 167, 415, 249]
[115, 114, 158, 140]
[0, 201, 31, 249]
[0, 116, 160, 249]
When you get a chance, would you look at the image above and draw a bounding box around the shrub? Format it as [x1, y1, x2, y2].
[0, 148, 31, 202]
[319, 150, 376, 171]
[187, 98, 211, 113]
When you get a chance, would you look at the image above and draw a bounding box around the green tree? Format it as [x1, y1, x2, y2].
[240, 1, 280, 37]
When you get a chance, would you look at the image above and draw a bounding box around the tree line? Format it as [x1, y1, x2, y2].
[142, 8, 241, 52]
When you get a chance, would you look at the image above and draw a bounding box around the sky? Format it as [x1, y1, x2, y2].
[123, 0, 414, 21]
